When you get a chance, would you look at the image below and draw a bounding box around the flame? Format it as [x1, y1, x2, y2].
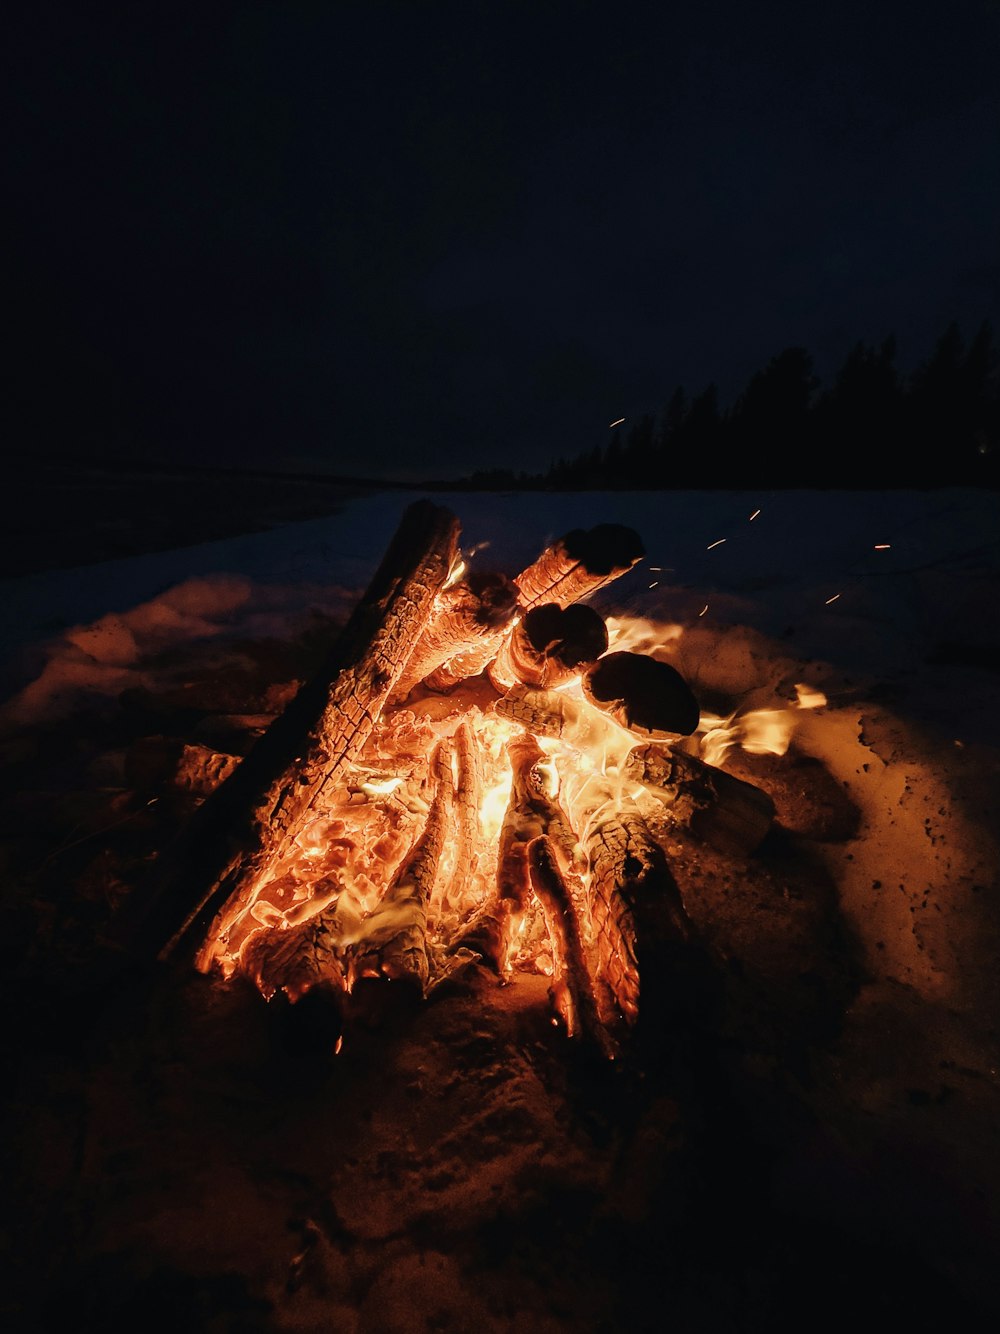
[443, 557, 467, 590]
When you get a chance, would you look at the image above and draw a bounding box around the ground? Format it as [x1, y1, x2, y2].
[3, 482, 1000, 1331]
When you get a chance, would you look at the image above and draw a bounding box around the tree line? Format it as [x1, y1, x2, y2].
[456, 320, 999, 490]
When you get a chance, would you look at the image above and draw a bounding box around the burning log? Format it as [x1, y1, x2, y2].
[582, 651, 700, 738]
[110, 500, 461, 965]
[240, 901, 347, 1004]
[495, 686, 774, 856]
[514, 523, 645, 611]
[527, 835, 615, 1058]
[494, 682, 616, 751]
[626, 743, 775, 857]
[460, 731, 581, 976]
[391, 570, 519, 700]
[488, 602, 609, 692]
[485, 733, 581, 975]
[585, 808, 695, 1032]
[347, 741, 453, 997]
[436, 718, 485, 923]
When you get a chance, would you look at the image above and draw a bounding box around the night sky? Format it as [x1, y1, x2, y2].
[8, 1, 1000, 481]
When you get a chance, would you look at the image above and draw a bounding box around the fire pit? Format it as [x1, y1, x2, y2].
[114, 501, 808, 1061]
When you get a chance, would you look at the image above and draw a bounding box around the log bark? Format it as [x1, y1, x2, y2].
[347, 740, 453, 995]
[582, 651, 700, 738]
[468, 733, 580, 975]
[514, 524, 645, 610]
[495, 686, 773, 856]
[435, 718, 484, 925]
[239, 903, 347, 1004]
[391, 570, 519, 700]
[626, 742, 775, 856]
[585, 809, 694, 1030]
[109, 499, 461, 966]
[527, 835, 616, 1058]
[488, 602, 609, 692]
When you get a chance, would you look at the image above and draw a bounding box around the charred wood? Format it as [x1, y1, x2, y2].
[514, 524, 645, 611]
[240, 904, 347, 1004]
[496, 686, 774, 856]
[585, 809, 696, 1033]
[582, 651, 700, 738]
[348, 741, 454, 996]
[527, 835, 616, 1058]
[110, 500, 461, 967]
[488, 602, 609, 692]
[392, 570, 519, 700]
[626, 743, 775, 856]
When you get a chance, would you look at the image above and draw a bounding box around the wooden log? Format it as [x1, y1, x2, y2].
[468, 733, 580, 976]
[582, 651, 700, 738]
[109, 500, 461, 966]
[493, 683, 618, 752]
[391, 570, 519, 700]
[239, 902, 347, 1004]
[514, 523, 646, 611]
[435, 717, 484, 925]
[487, 602, 609, 692]
[527, 835, 616, 1059]
[626, 743, 775, 857]
[495, 686, 774, 857]
[585, 809, 695, 1031]
[347, 741, 453, 996]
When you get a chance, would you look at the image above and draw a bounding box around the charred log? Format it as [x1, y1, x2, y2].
[586, 809, 696, 1034]
[582, 651, 700, 738]
[493, 683, 616, 752]
[392, 570, 519, 700]
[110, 499, 461, 966]
[348, 741, 454, 997]
[527, 835, 615, 1058]
[488, 602, 609, 692]
[496, 686, 774, 856]
[514, 524, 645, 611]
[240, 903, 347, 1004]
[626, 743, 775, 856]
[483, 733, 580, 975]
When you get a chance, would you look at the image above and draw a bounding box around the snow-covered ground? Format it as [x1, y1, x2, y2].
[4, 486, 998, 718]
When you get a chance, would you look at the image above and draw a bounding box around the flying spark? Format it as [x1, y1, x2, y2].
[749, 509, 761, 521]
[609, 417, 625, 428]
[698, 604, 709, 617]
[874, 543, 891, 550]
[825, 594, 841, 605]
[707, 539, 726, 550]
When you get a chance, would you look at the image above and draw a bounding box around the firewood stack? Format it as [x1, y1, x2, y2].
[112, 501, 775, 1055]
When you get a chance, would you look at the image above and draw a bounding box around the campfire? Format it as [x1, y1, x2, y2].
[114, 499, 805, 1055]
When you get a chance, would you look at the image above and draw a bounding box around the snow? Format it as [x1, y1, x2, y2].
[4, 486, 1000, 1329]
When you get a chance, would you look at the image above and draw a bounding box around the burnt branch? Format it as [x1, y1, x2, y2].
[528, 835, 616, 1058]
[348, 740, 454, 996]
[110, 500, 461, 967]
[626, 743, 775, 856]
[582, 651, 701, 738]
[586, 809, 694, 1031]
[488, 602, 609, 691]
[514, 524, 645, 611]
[393, 570, 519, 699]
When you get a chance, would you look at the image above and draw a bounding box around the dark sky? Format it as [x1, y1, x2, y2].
[8, 1, 1000, 480]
